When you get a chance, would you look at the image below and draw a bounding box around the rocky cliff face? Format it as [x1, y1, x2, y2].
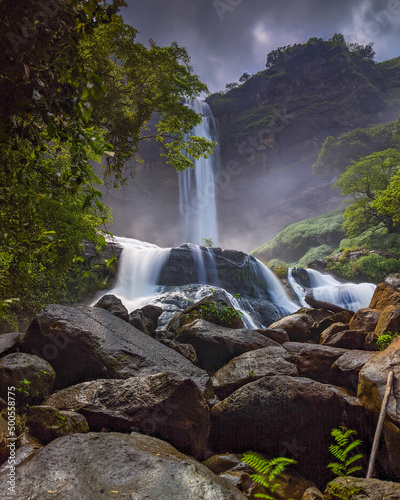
[102, 40, 400, 252]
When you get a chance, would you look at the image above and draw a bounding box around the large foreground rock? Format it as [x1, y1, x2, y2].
[324, 476, 400, 499]
[0, 432, 247, 499]
[210, 375, 366, 487]
[358, 336, 400, 478]
[45, 372, 210, 459]
[211, 346, 298, 399]
[175, 319, 279, 373]
[20, 305, 211, 397]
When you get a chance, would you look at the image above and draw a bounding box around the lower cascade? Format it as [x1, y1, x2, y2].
[288, 267, 376, 312]
[97, 236, 299, 328]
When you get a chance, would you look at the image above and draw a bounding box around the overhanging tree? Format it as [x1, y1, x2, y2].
[334, 149, 400, 236]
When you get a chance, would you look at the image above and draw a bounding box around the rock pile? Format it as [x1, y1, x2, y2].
[1, 282, 400, 499]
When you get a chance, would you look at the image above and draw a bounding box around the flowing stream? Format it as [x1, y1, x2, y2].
[288, 267, 376, 312]
[179, 99, 220, 245]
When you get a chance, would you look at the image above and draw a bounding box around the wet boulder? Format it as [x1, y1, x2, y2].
[349, 308, 381, 332]
[282, 342, 348, 384]
[212, 346, 298, 399]
[369, 282, 400, 311]
[20, 304, 211, 397]
[45, 371, 210, 460]
[210, 375, 366, 487]
[94, 294, 129, 322]
[322, 330, 368, 350]
[373, 305, 400, 337]
[320, 322, 349, 344]
[358, 336, 400, 478]
[0, 432, 247, 499]
[268, 313, 316, 343]
[0, 332, 24, 357]
[329, 350, 377, 393]
[129, 304, 163, 336]
[0, 353, 55, 407]
[324, 477, 400, 500]
[175, 319, 279, 373]
[26, 406, 89, 444]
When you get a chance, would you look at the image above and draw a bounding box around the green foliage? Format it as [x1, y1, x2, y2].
[335, 149, 400, 237]
[266, 35, 374, 70]
[198, 301, 243, 326]
[81, 15, 215, 182]
[251, 210, 345, 265]
[313, 119, 399, 176]
[325, 482, 361, 500]
[242, 451, 297, 499]
[328, 427, 363, 478]
[376, 331, 399, 351]
[201, 238, 215, 247]
[0, 4, 215, 326]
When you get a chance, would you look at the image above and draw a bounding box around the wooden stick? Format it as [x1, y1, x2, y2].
[366, 370, 395, 479]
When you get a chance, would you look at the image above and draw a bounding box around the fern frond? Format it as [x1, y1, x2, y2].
[345, 453, 363, 467]
[342, 440, 362, 457]
[254, 494, 275, 500]
[250, 473, 270, 489]
[347, 465, 363, 475]
[327, 462, 346, 477]
[329, 444, 346, 461]
[267, 457, 297, 482]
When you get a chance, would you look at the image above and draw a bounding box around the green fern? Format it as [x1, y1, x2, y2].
[242, 451, 297, 499]
[328, 427, 363, 477]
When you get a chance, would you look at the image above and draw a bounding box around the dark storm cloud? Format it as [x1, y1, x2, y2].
[122, 0, 400, 92]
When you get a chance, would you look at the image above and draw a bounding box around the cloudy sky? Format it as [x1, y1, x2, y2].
[122, 0, 400, 93]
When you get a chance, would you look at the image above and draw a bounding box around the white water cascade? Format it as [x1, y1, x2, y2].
[288, 267, 376, 312]
[98, 237, 170, 312]
[179, 99, 220, 245]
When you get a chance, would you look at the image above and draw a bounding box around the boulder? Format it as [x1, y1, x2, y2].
[94, 294, 129, 322]
[358, 336, 400, 478]
[323, 330, 368, 350]
[330, 350, 377, 393]
[0, 415, 8, 466]
[349, 308, 381, 333]
[374, 305, 400, 337]
[210, 375, 366, 487]
[268, 313, 316, 343]
[324, 477, 400, 499]
[369, 282, 400, 311]
[26, 406, 89, 444]
[158, 339, 198, 365]
[320, 322, 349, 344]
[302, 487, 324, 500]
[255, 328, 289, 344]
[282, 342, 348, 384]
[0, 332, 23, 357]
[317, 311, 354, 333]
[0, 353, 55, 407]
[129, 305, 163, 336]
[20, 305, 211, 397]
[45, 371, 210, 459]
[175, 319, 279, 373]
[202, 453, 242, 475]
[0, 432, 247, 499]
[0, 432, 42, 471]
[168, 293, 244, 331]
[211, 346, 298, 399]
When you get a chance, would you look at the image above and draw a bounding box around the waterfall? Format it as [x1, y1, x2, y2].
[98, 237, 170, 311]
[249, 257, 299, 315]
[179, 99, 220, 245]
[288, 267, 376, 312]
